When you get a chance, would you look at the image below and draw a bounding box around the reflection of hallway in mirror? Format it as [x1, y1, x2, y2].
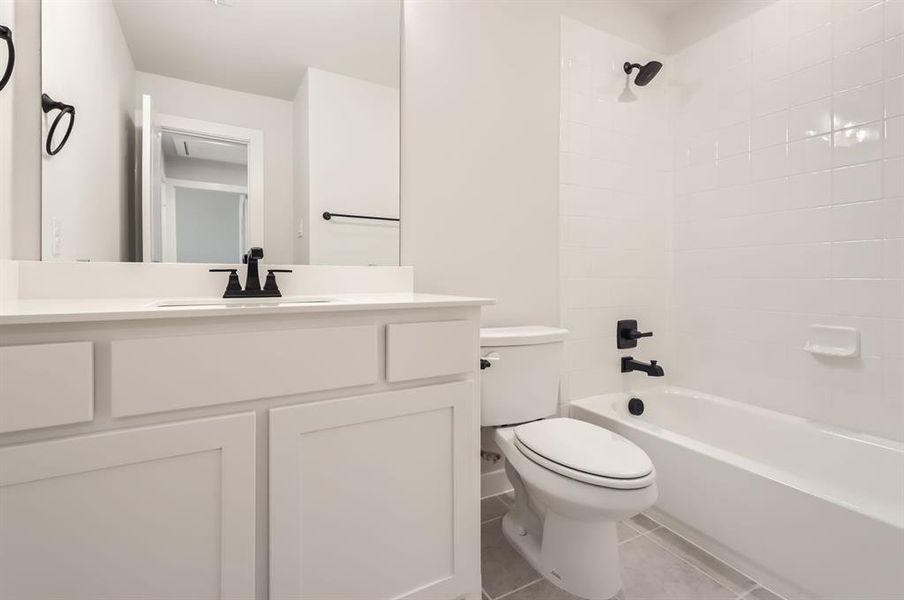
[169, 187, 245, 264]
[155, 130, 249, 264]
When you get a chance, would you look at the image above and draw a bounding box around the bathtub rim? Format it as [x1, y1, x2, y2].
[570, 385, 904, 530]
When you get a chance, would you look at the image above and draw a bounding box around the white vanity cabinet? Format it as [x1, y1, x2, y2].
[0, 299, 485, 600]
[269, 381, 474, 600]
[0, 413, 257, 599]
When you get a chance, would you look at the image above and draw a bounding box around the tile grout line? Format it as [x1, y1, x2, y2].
[487, 500, 766, 598]
[640, 525, 759, 598]
[640, 515, 763, 597]
[492, 576, 545, 600]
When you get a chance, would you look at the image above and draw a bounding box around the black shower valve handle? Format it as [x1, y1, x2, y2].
[616, 319, 654, 349]
[624, 328, 653, 340]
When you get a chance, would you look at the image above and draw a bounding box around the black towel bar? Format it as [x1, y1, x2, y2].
[322, 211, 400, 222]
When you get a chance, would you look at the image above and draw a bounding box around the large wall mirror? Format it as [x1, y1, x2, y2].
[40, 0, 401, 265]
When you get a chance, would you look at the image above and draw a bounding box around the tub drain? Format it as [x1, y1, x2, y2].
[628, 397, 644, 416]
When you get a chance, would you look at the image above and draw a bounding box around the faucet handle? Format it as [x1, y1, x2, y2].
[627, 329, 653, 340]
[263, 268, 292, 294]
[243, 247, 264, 264]
[209, 268, 243, 296]
[617, 319, 653, 349]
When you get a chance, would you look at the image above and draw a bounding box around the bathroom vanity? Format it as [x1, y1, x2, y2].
[0, 261, 491, 600]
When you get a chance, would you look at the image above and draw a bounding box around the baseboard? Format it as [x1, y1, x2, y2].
[481, 468, 512, 499]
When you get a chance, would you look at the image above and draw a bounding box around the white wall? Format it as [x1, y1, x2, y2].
[164, 156, 248, 187]
[292, 73, 310, 264]
[0, 0, 15, 259]
[558, 17, 673, 406]
[0, 0, 41, 261]
[301, 68, 399, 266]
[670, 0, 903, 441]
[137, 72, 295, 264]
[401, 0, 665, 328]
[41, 0, 135, 261]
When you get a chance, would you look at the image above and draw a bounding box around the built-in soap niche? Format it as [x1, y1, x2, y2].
[803, 325, 860, 359]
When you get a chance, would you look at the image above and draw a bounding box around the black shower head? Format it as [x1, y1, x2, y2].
[623, 61, 663, 87]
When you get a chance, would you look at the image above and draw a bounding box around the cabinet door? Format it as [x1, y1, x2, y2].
[0, 413, 256, 600]
[270, 381, 479, 600]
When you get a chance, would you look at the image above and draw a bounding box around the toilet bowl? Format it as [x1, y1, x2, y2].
[480, 326, 657, 600]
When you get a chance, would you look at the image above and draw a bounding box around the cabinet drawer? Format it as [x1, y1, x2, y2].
[386, 321, 476, 382]
[0, 342, 93, 433]
[111, 326, 378, 417]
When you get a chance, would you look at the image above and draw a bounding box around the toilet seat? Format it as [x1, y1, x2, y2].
[513, 418, 655, 490]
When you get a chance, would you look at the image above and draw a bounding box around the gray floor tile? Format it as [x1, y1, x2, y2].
[498, 491, 516, 506]
[648, 528, 756, 595]
[620, 536, 735, 600]
[743, 586, 785, 600]
[482, 496, 510, 523]
[629, 513, 660, 533]
[501, 578, 588, 600]
[481, 518, 540, 599]
[618, 521, 642, 543]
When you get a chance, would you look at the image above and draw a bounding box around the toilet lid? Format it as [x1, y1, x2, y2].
[514, 418, 653, 481]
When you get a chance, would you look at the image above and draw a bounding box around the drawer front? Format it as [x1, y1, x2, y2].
[386, 321, 476, 382]
[111, 325, 378, 417]
[0, 342, 94, 433]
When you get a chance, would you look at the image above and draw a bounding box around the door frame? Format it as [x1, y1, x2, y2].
[141, 109, 264, 262]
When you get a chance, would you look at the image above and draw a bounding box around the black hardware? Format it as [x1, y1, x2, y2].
[41, 93, 75, 156]
[621, 356, 664, 377]
[322, 211, 400, 223]
[480, 358, 492, 370]
[210, 248, 291, 298]
[264, 269, 293, 294]
[617, 319, 653, 349]
[209, 268, 243, 295]
[0, 25, 15, 93]
[240, 246, 266, 293]
[628, 397, 645, 416]
[623, 61, 663, 86]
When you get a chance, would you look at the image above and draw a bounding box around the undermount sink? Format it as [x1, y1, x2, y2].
[153, 297, 337, 309]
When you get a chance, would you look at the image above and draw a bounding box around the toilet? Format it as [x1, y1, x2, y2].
[481, 326, 657, 600]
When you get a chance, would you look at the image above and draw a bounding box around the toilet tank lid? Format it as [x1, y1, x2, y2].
[480, 326, 568, 346]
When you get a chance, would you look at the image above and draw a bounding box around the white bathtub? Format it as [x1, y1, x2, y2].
[571, 387, 904, 600]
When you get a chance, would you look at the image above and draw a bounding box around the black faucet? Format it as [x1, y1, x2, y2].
[242, 247, 264, 292]
[210, 247, 292, 298]
[621, 356, 665, 377]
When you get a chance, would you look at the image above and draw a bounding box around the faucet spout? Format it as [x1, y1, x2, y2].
[243, 247, 264, 292]
[621, 356, 665, 377]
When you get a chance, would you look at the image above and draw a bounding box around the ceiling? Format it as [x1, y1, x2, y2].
[113, 0, 401, 101]
[634, 0, 704, 20]
[629, 0, 778, 52]
[163, 132, 248, 166]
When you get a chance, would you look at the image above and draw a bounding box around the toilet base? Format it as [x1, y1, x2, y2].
[501, 509, 622, 600]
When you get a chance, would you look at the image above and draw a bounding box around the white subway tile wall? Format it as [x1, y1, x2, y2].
[671, 0, 903, 441]
[560, 1, 903, 441]
[559, 17, 673, 404]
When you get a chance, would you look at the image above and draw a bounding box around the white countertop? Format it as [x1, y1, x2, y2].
[0, 293, 495, 325]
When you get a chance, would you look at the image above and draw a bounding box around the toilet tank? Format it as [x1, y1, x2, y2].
[480, 326, 568, 426]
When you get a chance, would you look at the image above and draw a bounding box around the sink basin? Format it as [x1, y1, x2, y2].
[153, 297, 336, 309]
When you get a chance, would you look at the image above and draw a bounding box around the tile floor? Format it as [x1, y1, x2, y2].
[481, 494, 786, 600]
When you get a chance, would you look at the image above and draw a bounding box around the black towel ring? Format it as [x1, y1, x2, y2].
[0, 25, 14, 93]
[42, 93, 75, 156]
